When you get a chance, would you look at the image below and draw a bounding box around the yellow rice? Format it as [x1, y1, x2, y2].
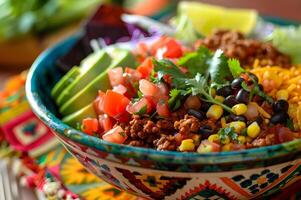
[250, 61, 301, 130]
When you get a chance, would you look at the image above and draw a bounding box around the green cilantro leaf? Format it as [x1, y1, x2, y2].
[228, 58, 245, 78]
[178, 46, 211, 76]
[152, 59, 187, 88]
[218, 127, 238, 143]
[208, 49, 233, 84]
[168, 89, 184, 111]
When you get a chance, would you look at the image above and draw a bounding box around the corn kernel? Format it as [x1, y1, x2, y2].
[206, 105, 223, 120]
[276, 89, 289, 100]
[221, 136, 230, 144]
[210, 88, 216, 97]
[247, 122, 261, 138]
[232, 103, 248, 115]
[215, 95, 225, 103]
[237, 136, 246, 144]
[179, 139, 195, 152]
[229, 121, 246, 133]
[222, 143, 233, 152]
[221, 117, 227, 128]
[208, 134, 219, 143]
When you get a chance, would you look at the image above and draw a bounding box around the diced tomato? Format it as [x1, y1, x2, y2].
[126, 97, 153, 114]
[94, 90, 105, 115]
[113, 84, 127, 95]
[99, 114, 115, 133]
[125, 68, 142, 81]
[276, 126, 294, 143]
[162, 39, 183, 58]
[139, 79, 159, 97]
[102, 126, 127, 144]
[156, 100, 171, 118]
[102, 90, 130, 120]
[136, 57, 154, 79]
[198, 140, 221, 153]
[108, 67, 124, 87]
[82, 118, 99, 136]
[157, 82, 169, 96]
[150, 37, 183, 59]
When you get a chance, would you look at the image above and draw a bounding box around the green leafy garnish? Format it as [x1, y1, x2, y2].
[208, 49, 232, 84]
[185, 74, 233, 113]
[178, 46, 211, 76]
[218, 127, 238, 143]
[153, 59, 187, 88]
[168, 89, 182, 111]
[228, 58, 245, 78]
[286, 118, 294, 131]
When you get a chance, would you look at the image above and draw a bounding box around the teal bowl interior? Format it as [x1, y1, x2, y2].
[26, 18, 301, 171]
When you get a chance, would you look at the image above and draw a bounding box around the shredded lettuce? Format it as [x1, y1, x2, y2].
[266, 26, 301, 64]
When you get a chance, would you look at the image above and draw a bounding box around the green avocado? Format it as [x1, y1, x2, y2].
[59, 49, 136, 116]
[62, 103, 96, 127]
[51, 66, 81, 100]
[55, 51, 112, 106]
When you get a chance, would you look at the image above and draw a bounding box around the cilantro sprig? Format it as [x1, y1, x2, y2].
[218, 127, 238, 143]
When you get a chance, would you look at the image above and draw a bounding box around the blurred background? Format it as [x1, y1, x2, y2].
[0, 0, 300, 79]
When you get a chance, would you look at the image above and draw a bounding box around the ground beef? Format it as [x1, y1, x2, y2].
[174, 114, 201, 135]
[153, 135, 177, 151]
[195, 30, 291, 67]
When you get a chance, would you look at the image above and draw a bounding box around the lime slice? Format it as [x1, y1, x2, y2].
[178, 1, 258, 36]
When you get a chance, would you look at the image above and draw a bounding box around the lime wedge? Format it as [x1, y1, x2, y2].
[178, 1, 258, 36]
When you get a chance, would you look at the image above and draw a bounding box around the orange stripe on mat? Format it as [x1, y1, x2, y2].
[221, 177, 251, 198]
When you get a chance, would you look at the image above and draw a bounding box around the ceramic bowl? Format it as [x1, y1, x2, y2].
[26, 25, 301, 200]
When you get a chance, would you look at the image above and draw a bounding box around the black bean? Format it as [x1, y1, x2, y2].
[223, 95, 239, 107]
[200, 101, 211, 112]
[270, 112, 289, 125]
[236, 89, 250, 104]
[216, 85, 233, 97]
[188, 109, 205, 120]
[231, 78, 245, 89]
[199, 126, 214, 138]
[273, 100, 289, 113]
[230, 114, 247, 123]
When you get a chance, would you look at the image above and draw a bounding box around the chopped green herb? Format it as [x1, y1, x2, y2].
[118, 131, 126, 137]
[228, 58, 245, 78]
[218, 127, 238, 142]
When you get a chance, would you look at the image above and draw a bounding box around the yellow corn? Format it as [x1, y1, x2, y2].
[206, 105, 224, 120]
[237, 136, 246, 144]
[221, 117, 227, 128]
[287, 84, 297, 92]
[179, 139, 195, 152]
[229, 121, 246, 133]
[247, 122, 261, 138]
[276, 89, 289, 100]
[215, 95, 225, 103]
[221, 136, 230, 144]
[222, 143, 233, 152]
[232, 104, 248, 115]
[210, 88, 216, 97]
[208, 134, 219, 143]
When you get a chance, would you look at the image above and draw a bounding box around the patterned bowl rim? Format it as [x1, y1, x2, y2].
[26, 17, 301, 166]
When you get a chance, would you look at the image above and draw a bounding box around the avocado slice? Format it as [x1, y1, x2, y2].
[59, 49, 136, 116]
[51, 67, 81, 100]
[56, 51, 112, 106]
[62, 103, 96, 127]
